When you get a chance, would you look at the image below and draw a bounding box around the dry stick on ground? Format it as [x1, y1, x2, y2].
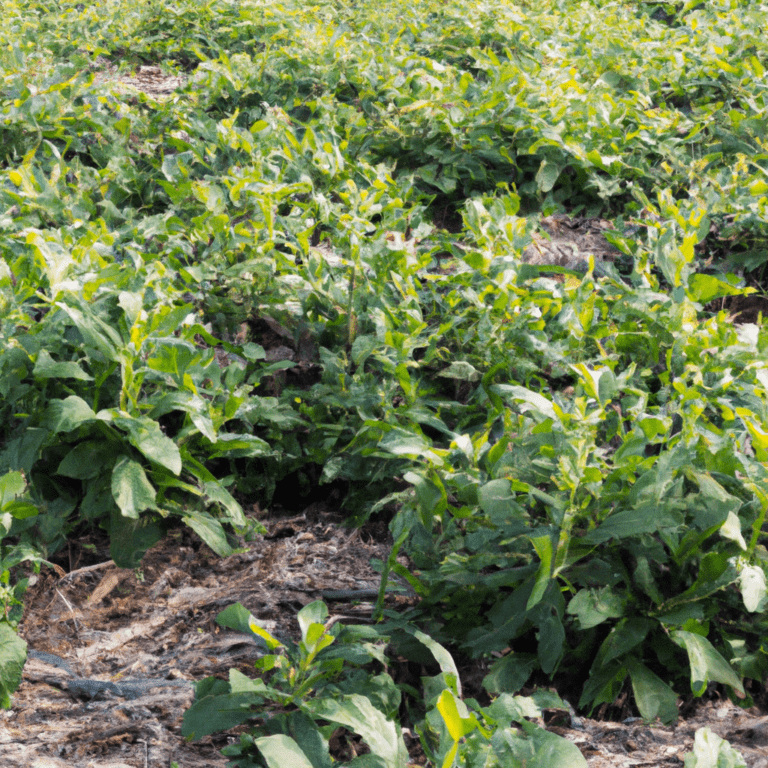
[53, 587, 83, 643]
[58, 559, 117, 582]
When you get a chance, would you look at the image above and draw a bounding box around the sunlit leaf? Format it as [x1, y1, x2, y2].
[683, 727, 747, 768]
[671, 631, 744, 696]
[111, 457, 158, 519]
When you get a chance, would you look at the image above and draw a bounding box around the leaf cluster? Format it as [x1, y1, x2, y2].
[183, 601, 588, 768]
[0, 0, 768, 735]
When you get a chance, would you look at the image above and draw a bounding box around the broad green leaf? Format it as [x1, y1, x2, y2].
[596, 619, 654, 666]
[146, 339, 199, 384]
[44, 396, 96, 433]
[436, 689, 485, 741]
[182, 690, 262, 740]
[305, 694, 408, 768]
[488, 691, 543, 723]
[736, 411, 768, 461]
[111, 457, 158, 519]
[527, 535, 553, 610]
[108, 508, 163, 569]
[148, 304, 197, 337]
[412, 629, 462, 697]
[380, 428, 433, 458]
[298, 600, 329, 643]
[203, 481, 246, 527]
[530, 690, 567, 710]
[478, 479, 524, 518]
[665, 552, 739, 609]
[634, 558, 664, 605]
[586, 149, 608, 170]
[241, 342, 266, 360]
[579, 661, 628, 712]
[686, 470, 741, 530]
[0, 541, 44, 571]
[571, 364, 616, 406]
[441, 741, 459, 768]
[626, 659, 679, 724]
[526, 724, 589, 767]
[32, 349, 91, 381]
[216, 603, 284, 650]
[304, 621, 330, 649]
[483, 654, 537, 695]
[739, 565, 767, 613]
[405, 471, 448, 520]
[567, 587, 626, 629]
[686, 275, 744, 304]
[182, 509, 234, 557]
[57, 442, 119, 480]
[656, 604, 707, 627]
[586, 505, 683, 544]
[0, 624, 27, 709]
[253, 735, 315, 768]
[537, 612, 565, 675]
[161, 153, 192, 182]
[2, 429, 48, 474]
[597, 367, 617, 407]
[228, 668, 268, 695]
[0, 512, 16, 543]
[671, 631, 744, 696]
[114, 417, 182, 474]
[439, 361, 480, 381]
[0, 471, 26, 509]
[536, 159, 563, 193]
[684, 727, 747, 768]
[492, 385, 557, 421]
[58, 303, 122, 362]
[80, 475, 116, 525]
[206, 433, 273, 459]
[417, 163, 457, 193]
[278, 712, 334, 768]
[216, 602, 255, 633]
[117, 291, 143, 325]
[492, 721, 588, 768]
[3, 499, 38, 522]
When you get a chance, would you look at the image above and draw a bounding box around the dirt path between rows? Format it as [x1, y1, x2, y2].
[2, 509, 395, 767]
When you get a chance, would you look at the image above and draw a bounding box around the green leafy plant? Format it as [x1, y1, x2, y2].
[183, 601, 410, 767]
[684, 728, 747, 768]
[0, 470, 42, 708]
[2, 0, 768, 728]
[380, 192, 768, 719]
[183, 601, 587, 768]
